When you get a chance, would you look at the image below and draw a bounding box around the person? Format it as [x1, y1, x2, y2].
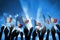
[40, 26, 46, 40]
[0, 26, 4, 40]
[24, 27, 29, 40]
[51, 26, 56, 40]
[15, 31, 19, 40]
[6, 15, 16, 27]
[4, 27, 9, 40]
[32, 29, 37, 40]
[24, 26, 33, 40]
[27, 27, 33, 40]
[46, 29, 50, 40]
[20, 32, 23, 40]
[56, 24, 60, 30]
[14, 21, 23, 32]
[9, 26, 14, 40]
[37, 29, 41, 40]
[11, 29, 19, 40]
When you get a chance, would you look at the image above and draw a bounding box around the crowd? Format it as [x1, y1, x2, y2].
[0, 24, 60, 40]
[0, 14, 60, 40]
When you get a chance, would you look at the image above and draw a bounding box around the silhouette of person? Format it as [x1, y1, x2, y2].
[11, 29, 17, 40]
[20, 32, 23, 40]
[24, 27, 29, 40]
[40, 26, 46, 40]
[51, 26, 56, 40]
[15, 31, 19, 40]
[32, 29, 37, 40]
[56, 24, 60, 30]
[46, 29, 50, 40]
[9, 26, 14, 40]
[27, 27, 33, 40]
[4, 27, 9, 40]
[0, 26, 4, 40]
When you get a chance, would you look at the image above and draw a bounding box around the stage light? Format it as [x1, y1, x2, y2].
[22, 7, 33, 29]
[36, 8, 42, 22]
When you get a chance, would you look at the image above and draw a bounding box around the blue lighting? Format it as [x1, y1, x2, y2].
[0, 0, 60, 40]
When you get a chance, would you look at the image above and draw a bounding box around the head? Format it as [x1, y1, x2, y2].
[9, 17, 12, 23]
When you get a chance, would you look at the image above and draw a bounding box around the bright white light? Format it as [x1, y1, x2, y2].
[36, 8, 42, 22]
[54, 25, 58, 30]
[45, 32, 47, 35]
[23, 35, 25, 38]
[31, 35, 32, 38]
[22, 7, 33, 29]
[23, 7, 29, 19]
